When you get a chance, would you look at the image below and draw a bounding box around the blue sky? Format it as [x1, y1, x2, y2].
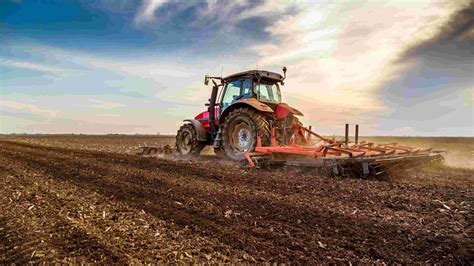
[0, 0, 473, 136]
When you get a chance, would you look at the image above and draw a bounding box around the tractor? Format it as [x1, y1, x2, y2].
[173, 67, 443, 177]
[175, 67, 301, 160]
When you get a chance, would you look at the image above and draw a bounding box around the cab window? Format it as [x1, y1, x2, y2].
[254, 81, 281, 103]
[221, 80, 241, 110]
[242, 79, 252, 99]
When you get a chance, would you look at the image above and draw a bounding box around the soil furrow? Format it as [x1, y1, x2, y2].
[0, 148, 254, 263]
[0, 140, 461, 215]
[1, 141, 472, 263]
[0, 138, 472, 263]
[0, 163, 130, 263]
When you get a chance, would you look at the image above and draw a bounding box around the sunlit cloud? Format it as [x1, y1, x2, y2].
[1, 100, 58, 117]
[247, 0, 471, 132]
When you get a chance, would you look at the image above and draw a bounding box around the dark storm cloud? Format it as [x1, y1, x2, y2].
[383, 1, 473, 101]
[377, 2, 473, 136]
[396, 1, 474, 65]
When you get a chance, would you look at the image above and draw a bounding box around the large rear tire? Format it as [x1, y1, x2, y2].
[176, 123, 205, 156]
[221, 108, 271, 161]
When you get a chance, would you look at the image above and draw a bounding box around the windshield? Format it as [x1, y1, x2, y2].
[220, 79, 253, 111]
[254, 81, 281, 103]
[221, 80, 241, 110]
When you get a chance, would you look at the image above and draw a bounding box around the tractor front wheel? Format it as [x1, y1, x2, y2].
[221, 108, 271, 161]
[176, 123, 205, 156]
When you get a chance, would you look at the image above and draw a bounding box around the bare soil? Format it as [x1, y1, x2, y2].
[0, 136, 473, 263]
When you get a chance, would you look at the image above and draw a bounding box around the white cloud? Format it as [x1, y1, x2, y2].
[0, 58, 66, 75]
[198, 0, 255, 26]
[235, 0, 295, 21]
[19, 43, 200, 97]
[134, 0, 168, 26]
[1, 100, 58, 117]
[133, 0, 296, 30]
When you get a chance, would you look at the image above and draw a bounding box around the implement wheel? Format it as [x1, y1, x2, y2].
[176, 123, 205, 156]
[221, 108, 271, 161]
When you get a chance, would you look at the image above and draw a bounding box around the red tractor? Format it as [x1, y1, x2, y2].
[174, 67, 443, 177]
[176, 67, 303, 160]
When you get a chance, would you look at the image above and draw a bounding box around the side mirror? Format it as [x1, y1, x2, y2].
[280, 66, 287, 85]
[204, 75, 210, 85]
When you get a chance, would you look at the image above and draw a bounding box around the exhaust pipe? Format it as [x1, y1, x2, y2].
[345, 124, 349, 146]
[355, 124, 359, 145]
[208, 81, 218, 134]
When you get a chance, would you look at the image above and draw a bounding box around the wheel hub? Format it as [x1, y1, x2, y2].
[230, 122, 252, 152]
[237, 128, 250, 148]
[180, 132, 192, 153]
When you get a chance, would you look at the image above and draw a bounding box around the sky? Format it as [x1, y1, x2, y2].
[0, 0, 473, 136]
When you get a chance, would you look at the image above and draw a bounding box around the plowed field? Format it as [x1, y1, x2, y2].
[0, 136, 473, 263]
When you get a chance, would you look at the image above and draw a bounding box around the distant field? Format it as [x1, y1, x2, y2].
[1, 135, 472, 169]
[0, 134, 176, 155]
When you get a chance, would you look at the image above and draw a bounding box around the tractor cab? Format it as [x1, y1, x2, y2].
[178, 67, 302, 160]
[219, 72, 282, 113]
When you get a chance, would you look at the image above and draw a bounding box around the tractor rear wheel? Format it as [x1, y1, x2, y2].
[221, 108, 271, 161]
[176, 123, 205, 156]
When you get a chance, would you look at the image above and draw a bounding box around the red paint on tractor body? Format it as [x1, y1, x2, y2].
[275, 103, 303, 120]
[194, 107, 220, 131]
[195, 103, 303, 131]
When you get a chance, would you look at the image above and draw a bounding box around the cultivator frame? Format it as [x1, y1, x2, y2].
[245, 124, 444, 178]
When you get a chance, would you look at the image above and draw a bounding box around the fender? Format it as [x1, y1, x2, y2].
[219, 98, 273, 123]
[183, 119, 207, 141]
[275, 103, 303, 120]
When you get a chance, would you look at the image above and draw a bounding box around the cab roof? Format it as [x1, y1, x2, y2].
[222, 70, 283, 82]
